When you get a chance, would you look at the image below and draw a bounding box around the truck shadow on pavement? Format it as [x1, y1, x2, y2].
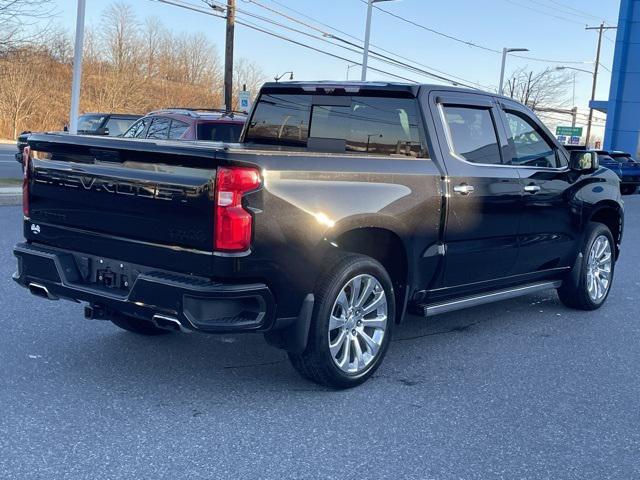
[50, 288, 574, 396]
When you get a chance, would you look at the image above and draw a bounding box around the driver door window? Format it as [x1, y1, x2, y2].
[504, 111, 558, 168]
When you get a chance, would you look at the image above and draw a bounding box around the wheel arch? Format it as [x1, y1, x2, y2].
[587, 200, 623, 259]
[330, 227, 410, 323]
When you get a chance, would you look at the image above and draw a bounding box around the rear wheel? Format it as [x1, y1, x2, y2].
[558, 222, 615, 310]
[288, 253, 394, 389]
[111, 314, 171, 336]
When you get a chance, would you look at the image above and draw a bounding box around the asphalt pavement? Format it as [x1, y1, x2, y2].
[0, 143, 22, 180]
[0, 200, 639, 479]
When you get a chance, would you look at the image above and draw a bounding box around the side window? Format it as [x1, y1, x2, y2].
[443, 106, 501, 164]
[169, 120, 189, 140]
[309, 97, 424, 157]
[504, 111, 559, 168]
[146, 117, 171, 140]
[122, 119, 147, 138]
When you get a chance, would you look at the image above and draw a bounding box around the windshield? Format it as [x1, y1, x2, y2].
[77, 115, 106, 132]
[105, 117, 137, 136]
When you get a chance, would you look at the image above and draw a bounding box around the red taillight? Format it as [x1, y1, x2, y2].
[22, 146, 31, 217]
[214, 166, 261, 252]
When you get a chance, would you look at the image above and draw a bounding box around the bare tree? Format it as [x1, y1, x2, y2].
[505, 67, 573, 111]
[0, 50, 48, 138]
[233, 57, 267, 109]
[0, 0, 55, 53]
[141, 17, 165, 79]
[101, 2, 139, 73]
[0, 1, 265, 138]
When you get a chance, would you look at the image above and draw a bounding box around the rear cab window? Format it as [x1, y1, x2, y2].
[245, 93, 426, 158]
[197, 123, 244, 142]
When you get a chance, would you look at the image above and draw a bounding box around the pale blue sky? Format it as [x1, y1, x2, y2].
[49, 0, 620, 133]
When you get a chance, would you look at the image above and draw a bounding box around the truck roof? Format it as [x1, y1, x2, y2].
[260, 81, 487, 98]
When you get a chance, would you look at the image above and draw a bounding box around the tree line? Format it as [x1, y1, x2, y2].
[0, 2, 266, 139]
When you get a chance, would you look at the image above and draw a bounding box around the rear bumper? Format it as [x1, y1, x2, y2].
[13, 242, 276, 333]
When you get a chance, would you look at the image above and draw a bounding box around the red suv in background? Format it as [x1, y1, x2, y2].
[121, 108, 247, 142]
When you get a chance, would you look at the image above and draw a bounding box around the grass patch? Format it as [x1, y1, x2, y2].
[0, 178, 22, 187]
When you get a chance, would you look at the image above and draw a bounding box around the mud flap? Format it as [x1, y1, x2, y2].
[264, 294, 314, 353]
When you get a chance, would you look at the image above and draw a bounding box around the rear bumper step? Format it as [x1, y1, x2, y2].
[13, 242, 275, 333]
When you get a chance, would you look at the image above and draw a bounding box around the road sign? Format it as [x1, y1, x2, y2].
[569, 136, 581, 145]
[556, 126, 583, 137]
[557, 135, 567, 144]
[238, 91, 251, 113]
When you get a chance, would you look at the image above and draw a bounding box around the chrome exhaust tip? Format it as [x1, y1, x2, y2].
[28, 283, 58, 300]
[152, 314, 191, 333]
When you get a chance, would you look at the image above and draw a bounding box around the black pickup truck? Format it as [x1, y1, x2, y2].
[13, 82, 623, 388]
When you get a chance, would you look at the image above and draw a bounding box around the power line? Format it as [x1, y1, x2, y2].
[542, 0, 615, 24]
[243, 0, 493, 89]
[364, 0, 591, 65]
[197, 0, 485, 88]
[152, 0, 422, 83]
[502, 0, 587, 26]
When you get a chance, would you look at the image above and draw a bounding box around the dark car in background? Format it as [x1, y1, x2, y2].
[75, 113, 141, 136]
[15, 113, 141, 165]
[566, 146, 640, 195]
[121, 108, 247, 142]
[596, 150, 640, 195]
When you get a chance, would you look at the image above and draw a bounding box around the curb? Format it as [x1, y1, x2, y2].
[0, 187, 21, 206]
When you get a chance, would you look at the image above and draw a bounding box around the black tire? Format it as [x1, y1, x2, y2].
[621, 185, 636, 195]
[111, 314, 172, 336]
[288, 253, 395, 389]
[557, 222, 615, 310]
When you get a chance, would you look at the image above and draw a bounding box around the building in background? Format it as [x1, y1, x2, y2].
[596, 0, 640, 156]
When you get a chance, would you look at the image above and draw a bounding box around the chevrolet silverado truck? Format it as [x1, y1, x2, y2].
[13, 82, 623, 388]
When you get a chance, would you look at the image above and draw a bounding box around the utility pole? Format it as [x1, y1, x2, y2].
[224, 0, 235, 113]
[585, 22, 617, 148]
[68, 0, 86, 135]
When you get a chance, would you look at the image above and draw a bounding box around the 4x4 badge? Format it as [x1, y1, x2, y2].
[30, 224, 40, 234]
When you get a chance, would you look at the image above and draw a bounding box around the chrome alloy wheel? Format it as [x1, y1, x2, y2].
[328, 274, 388, 374]
[586, 234, 613, 303]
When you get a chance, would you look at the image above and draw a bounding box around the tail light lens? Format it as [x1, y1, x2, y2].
[214, 166, 261, 252]
[22, 146, 31, 217]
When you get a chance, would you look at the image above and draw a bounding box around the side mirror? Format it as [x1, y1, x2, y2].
[570, 150, 599, 172]
[96, 127, 109, 135]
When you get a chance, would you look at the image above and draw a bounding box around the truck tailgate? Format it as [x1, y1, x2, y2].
[25, 134, 221, 275]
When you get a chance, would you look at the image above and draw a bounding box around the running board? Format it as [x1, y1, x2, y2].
[414, 281, 562, 318]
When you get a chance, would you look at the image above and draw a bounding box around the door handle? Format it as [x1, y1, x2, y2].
[453, 184, 475, 195]
[524, 184, 541, 194]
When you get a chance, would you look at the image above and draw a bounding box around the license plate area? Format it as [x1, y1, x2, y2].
[85, 257, 140, 293]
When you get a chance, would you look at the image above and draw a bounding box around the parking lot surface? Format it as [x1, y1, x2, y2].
[0, 199, 639, 479]
[0, 144, 22, 180]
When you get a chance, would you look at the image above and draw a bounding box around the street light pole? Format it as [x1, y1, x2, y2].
[361, 0, 397, 81]
[68, 0, 86, 135]
[498, 47, 529, 96]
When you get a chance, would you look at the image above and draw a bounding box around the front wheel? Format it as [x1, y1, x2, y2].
[288, 253, 395, 389]
[558, 222, 615, 310]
